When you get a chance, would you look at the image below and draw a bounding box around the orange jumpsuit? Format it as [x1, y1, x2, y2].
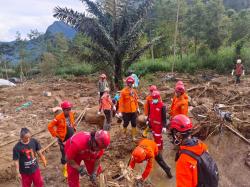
[129, 139, 158, 180]
[119, 86, 138, 113]
[144, 95, 152, 116]
[176, 140, 208, 187]
[170, 93, 188, 117]
[48, 112, 75, 142]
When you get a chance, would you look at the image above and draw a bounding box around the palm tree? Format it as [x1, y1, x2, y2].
[54, 0, 161, 89]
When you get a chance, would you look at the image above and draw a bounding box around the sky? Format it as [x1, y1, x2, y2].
[0, 0, 85, 42]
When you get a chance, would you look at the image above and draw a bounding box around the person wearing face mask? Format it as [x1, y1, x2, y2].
[13, 128, 47, 187]
[169, 114, 219, 187]
[143, 85, 158, 137]
[65, 130, 110, 187]
[147, 90, 167, 152]
[170, 81, 188, 118]
[118, 76, 139, 141]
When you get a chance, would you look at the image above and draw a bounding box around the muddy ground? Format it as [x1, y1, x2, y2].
[0, 73, 249, 187]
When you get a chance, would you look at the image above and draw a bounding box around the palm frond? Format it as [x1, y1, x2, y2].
[53, 7, 85, 26]
[123, 36, 163, 66]
[76, 18, 116, 53]
[80, 0, 108, 27]
[118, 18, 145, 58]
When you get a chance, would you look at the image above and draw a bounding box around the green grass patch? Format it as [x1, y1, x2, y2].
[132, 46, 249, 75]
[55, 63, 94, 76]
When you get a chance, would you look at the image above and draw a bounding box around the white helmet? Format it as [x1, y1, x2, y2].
[237, 59, 242, 64]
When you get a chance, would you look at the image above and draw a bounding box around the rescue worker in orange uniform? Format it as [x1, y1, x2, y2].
[129, 139, 172, 182]
[169, 114, 208, 187]
[98, 88, 114, 131]
[147, 90, 167, 151]
[118, 76, 139, 140]
[143, 85, 158, 137]
[48, 101, 75, 177]
[170, 81, 188, 118]
[65, 130, 110, 187]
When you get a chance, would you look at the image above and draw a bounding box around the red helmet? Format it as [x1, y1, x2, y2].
[149, 85, 157, 92]
[100, 74, 106, 79]
[126, 76, 135, 84]
[169, 114, 192, 132]
[152, 90, 160, 99]
[61, 101, 72, 110]
[175, 84, 185, 94]
[132, 146, 146, 163]
[95, 130, 110, 149]
[176, 81, 184, 86]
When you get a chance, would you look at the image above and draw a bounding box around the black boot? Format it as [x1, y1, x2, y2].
[155, 153, 173, 179]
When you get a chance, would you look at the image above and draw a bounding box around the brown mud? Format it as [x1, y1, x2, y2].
[0, 73, 249, 186]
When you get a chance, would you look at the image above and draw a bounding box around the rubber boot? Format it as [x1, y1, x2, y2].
[131, 127, 137, 141]
[63, 164, 68, 178]
[142, 127, 149, 138]
[155, 153, 173, 179]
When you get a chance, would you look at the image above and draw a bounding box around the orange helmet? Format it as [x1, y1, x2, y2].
[100, 74, 106, 79]
[132, 146, 146, 163]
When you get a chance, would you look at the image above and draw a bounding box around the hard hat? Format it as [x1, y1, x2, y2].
[176, 81, 184, 86]
[169, 114, 193, 132]
[126, 76, 135, 84]
[61, 101, 72, 110]
[175, 84, 185, 94]
[149, 85, 157, 92]
[132, 146, 146, 163]
[151, 90, 161, 99]
[237, 59, 242, 64]
[100, 74, 107, 79]
[95, 130, 110, 149]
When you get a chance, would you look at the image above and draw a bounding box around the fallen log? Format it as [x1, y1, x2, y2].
[187, 86, 206, 92]
[40, 139, 58, 153]
[224, 124, 250, 145]
[99, 173, 106, 187]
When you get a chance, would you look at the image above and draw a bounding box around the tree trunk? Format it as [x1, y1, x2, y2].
[114, 55, 123, 90]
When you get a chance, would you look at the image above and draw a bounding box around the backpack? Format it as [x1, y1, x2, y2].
[178, 149, 219, 187]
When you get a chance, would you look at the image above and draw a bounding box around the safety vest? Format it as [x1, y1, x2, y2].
[149, 101, 164, 125]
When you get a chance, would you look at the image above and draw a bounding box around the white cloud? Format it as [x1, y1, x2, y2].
[0, 0, 86, 41]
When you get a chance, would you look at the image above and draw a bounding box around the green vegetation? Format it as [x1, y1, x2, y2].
[132, 46, 250, 75]
[55, 63, 94, 76]
[1, 0, 250, 81]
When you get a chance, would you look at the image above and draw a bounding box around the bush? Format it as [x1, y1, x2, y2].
[55, 63, 94, 76]
[131, 46, 241, 75]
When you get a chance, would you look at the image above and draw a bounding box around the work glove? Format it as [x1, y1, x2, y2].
[231, 70, 234, 76]
[243, 70, 245, 76]
[113, 106, 116, 111]
[16, 173, 22, 182]
[118, 112, 123, 118]
[162, 127, 167, 134]
[90, 173, 97, 184]
[40, 155, 47, 167]
[78, 165, 88, 176]
[97, 111, 101, 115]
[137, 108, 140, 114]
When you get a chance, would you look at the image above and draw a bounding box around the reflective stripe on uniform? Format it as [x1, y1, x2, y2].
[152, 120, 161, 125]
